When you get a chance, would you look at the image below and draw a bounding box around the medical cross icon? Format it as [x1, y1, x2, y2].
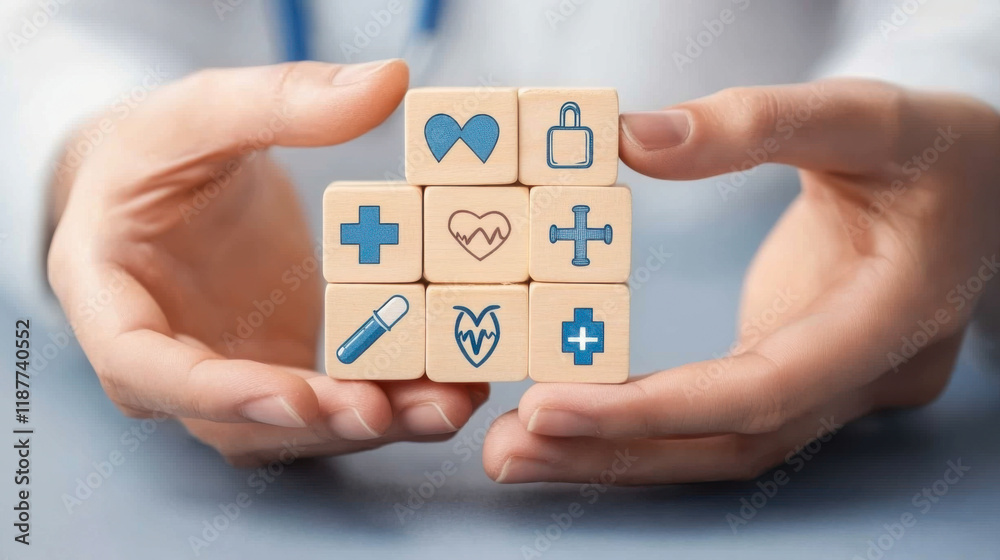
[341, 206, 399, 264]
[549, 205, 613, 267]
[562, 308, 604, 365]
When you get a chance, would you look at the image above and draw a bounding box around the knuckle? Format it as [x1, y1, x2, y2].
[737, 353, 790, 434]
[116, 403, 154, 420]
[270, 61, 324, 101]
[96, 367, 131, 407]
[740, 397, 786, 434]
[628, 382, 656, 437]
[180, 67, 227, 96]
[727, 438, 775, 481]
[716, 86, 782, 141]
[865, 81, 908, 162]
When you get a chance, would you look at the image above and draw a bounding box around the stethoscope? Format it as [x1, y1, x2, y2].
[276, 0, 444, 83]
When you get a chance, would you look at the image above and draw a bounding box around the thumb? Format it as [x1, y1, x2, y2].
[106, 59, 409, 164]
[618, 79, 905, 180]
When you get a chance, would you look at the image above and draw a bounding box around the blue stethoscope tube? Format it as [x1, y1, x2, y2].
[277, 0, 443, 62]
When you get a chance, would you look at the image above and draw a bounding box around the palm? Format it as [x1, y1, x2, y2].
[740, 169, 959, 411]
[101, 153, 321, 369]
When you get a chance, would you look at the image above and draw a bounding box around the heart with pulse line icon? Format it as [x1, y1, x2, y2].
[447, 210, 512, 261]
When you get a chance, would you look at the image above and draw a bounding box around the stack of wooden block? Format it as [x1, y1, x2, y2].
[323, 88, 630, 384]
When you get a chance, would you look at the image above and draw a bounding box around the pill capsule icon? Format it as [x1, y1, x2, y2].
[337, 295, 410, 364]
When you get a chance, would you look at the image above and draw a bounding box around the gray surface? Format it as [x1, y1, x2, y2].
[4, 165, 999, 560]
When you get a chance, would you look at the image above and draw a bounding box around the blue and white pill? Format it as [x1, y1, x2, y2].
[337, 295, 409, 364]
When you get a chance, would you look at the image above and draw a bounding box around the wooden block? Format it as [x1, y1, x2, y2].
[426, 284, 528, 382]
[528, 283, 629, 383]
[322, 182, 422, 283]
[518, 88, 619, 186]
[404, 87, 518, 185]
[529, 185, 632, 283]
[325, 283, 425, 380]
[423, 186, 529, 283]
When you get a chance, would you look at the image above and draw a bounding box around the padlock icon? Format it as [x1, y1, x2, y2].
[546, 101, 593, 169]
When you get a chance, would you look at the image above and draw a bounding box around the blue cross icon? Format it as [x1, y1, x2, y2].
[562, 308, 604, 365]
[341, 206, 399, 264]
[549, 205, 613, 267]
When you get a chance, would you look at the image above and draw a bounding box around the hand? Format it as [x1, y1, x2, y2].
[48, 59, 488, 467]
[483, 79, 1000, 484]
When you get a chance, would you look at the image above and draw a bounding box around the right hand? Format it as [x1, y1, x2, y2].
[48, 59, 489, 466]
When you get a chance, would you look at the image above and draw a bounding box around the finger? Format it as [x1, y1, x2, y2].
[619, 78, 910, 180]
[869, 329, 961, 410]
[53, 264, 319, 427]
[191, 422, 468, 468]
[181, 418, 387, 466]
[93, 59, 409, 176]
[520, 262, 927, 438]
[486, 411, 748, 484]
[487, 395, 859, 484]
[300, 372, 393, 441]
[380, 379, 490, 436]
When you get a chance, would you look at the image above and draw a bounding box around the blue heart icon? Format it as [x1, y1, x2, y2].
[424, 114, 500, 163]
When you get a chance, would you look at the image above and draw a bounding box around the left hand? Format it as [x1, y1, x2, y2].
[47, 60, 488, 468]
[483, 79, 1000, 484]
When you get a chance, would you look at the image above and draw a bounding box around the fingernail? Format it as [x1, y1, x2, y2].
[496, 457, 559, 484]
[332, 59, 397, 86]
[620, 110, 691, 150]
[527, 408, 599, 437]
[399, 402, 458, 435]
[241, 396, 306, 428]
[328, 408, 381, 440]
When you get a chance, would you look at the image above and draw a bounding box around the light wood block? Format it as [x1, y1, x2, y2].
[325, 283, 425, 380]
[528, 283, 629, 383]
[323, 182, 422, 283]
[529, 184, 632, 283]
[405, 87, 518, 186]
[426, 284, 528, 382]
[518, 88, 619, 186]
[423, 186, 529, 283]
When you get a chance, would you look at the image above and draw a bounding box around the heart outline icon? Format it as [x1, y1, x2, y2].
[448, 210, 511, 261]
[424, 114, 500, 163]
